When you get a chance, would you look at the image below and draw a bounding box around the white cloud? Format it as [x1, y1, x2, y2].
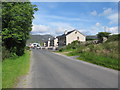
[90, 10, 97, 16]
[55, 25, 75, 35]
[99, 8, 113, 16]
[106, 26, 118, 34]
[103, 8, 112, 15]
[108, 13, 118, 24]
[85, 22, 118, 35]
[96, 22, 101, 26]
[78, 29, 89, 35]
[48, 22, 75, 35]
[55, 27, 66, 34]
[31, 22, 76, 35]
[32, 24, 50, 33]
[42, 15, 90, 22]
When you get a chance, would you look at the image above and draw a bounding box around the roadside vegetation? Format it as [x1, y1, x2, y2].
[58, 33, 119, 70]
[2, 2, 38, 60]
[2, 1, 38, 88]
[2, 50, 30, 88]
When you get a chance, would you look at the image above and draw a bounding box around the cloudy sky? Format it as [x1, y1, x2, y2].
[31, 2, 118, 36]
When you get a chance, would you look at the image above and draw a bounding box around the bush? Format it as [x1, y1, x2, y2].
[25, 46, 30, 50]
[65, 40, 80, 50]
[2, 47, 11, 60]
[107, 34, 119, 42]
[97, 32, 111, 42]
[59, 48, 64, 52]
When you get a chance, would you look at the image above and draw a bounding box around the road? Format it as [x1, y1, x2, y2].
[17, 49, 118, 88]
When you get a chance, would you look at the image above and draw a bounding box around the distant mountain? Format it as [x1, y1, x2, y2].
[27, 34, 54, 44]
[27, 34, 98, 44]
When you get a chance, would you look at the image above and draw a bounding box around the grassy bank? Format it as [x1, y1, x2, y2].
[0, 62, 2, 89]
[2, 50, 30, 88]
[58, 37, 119, 70]
[67, 51, 118, 70]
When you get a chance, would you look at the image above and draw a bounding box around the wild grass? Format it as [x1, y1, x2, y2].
[77, 52, 119, 70]
[58, 40, 119, 70]
[0, 61, 2, 89]
[2, 50, 30, 88]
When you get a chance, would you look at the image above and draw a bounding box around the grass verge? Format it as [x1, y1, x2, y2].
[0, 61, 2, 89]
[66, 51, 119, 70]
[2, 50, 30, 88]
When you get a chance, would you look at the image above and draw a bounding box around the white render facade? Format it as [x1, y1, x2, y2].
[66, 30, 86, 45]
[54, 38, 58, 47]
[44, 29, 86, 47]
[57, 30, 86, 46]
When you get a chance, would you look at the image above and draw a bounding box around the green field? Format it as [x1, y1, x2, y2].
[2, 50, 30, 88]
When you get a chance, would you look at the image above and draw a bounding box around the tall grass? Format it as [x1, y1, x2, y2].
[58, 39, 119, 70]
[77, 52, 119, 70]
[66, 41, 119, 70]
[2, 50, 30, 88]
[0, 61, 2, 89]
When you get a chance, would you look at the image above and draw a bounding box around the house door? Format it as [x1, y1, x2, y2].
[77, 36, 79, 40]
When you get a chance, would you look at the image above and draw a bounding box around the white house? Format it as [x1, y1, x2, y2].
[44, 38, 51, 47]
[57, 29, 86, 46]
[44, 29, 86, 47]
[53, 37, 58, 47]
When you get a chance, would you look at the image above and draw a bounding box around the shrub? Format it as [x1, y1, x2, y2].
[25, 46, 30, 50]
[97, 32, 111, 42]
[2, 47, 11, 60]
[107, 34, 119, 42]
[65, 40, 80, 50]
[59, 48, 64, 52]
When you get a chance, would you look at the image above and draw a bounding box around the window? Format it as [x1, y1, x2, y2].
[77, 37, 79, 40]
[75, 31, 77, 34]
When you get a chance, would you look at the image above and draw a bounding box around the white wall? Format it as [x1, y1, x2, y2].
[48, 40, 50, 47]
[66, 30, 86, 45]
[54, 38, 58, 47]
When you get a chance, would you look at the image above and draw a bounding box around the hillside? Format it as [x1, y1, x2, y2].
[27, 34, 54, 44]
[57, 34, 119, 70]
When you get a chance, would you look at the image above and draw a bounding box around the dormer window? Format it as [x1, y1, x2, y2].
[75, 31, 77, 34]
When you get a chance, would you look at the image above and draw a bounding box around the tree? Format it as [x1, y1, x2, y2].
[2, 2, 38, 56]
[97, 32, 111, 43]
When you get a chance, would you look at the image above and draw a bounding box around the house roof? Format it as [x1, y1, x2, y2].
[44, 29, 86, 43]
[57, 29, 86, 38]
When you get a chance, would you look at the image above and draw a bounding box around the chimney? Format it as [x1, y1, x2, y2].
[64, 30, 67, 35]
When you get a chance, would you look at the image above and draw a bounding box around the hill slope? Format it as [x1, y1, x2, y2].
[57, 34, 119, 70]
[27, 34, 54, 44]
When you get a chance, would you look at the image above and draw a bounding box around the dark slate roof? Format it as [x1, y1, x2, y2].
[66, 30, 75, 35]
[57, 29, 86, 38]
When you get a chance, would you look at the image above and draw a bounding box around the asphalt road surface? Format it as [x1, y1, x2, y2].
[17, 49, 118, 88]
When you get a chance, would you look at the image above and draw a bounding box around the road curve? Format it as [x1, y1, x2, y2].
[19, 49, 118, 88]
